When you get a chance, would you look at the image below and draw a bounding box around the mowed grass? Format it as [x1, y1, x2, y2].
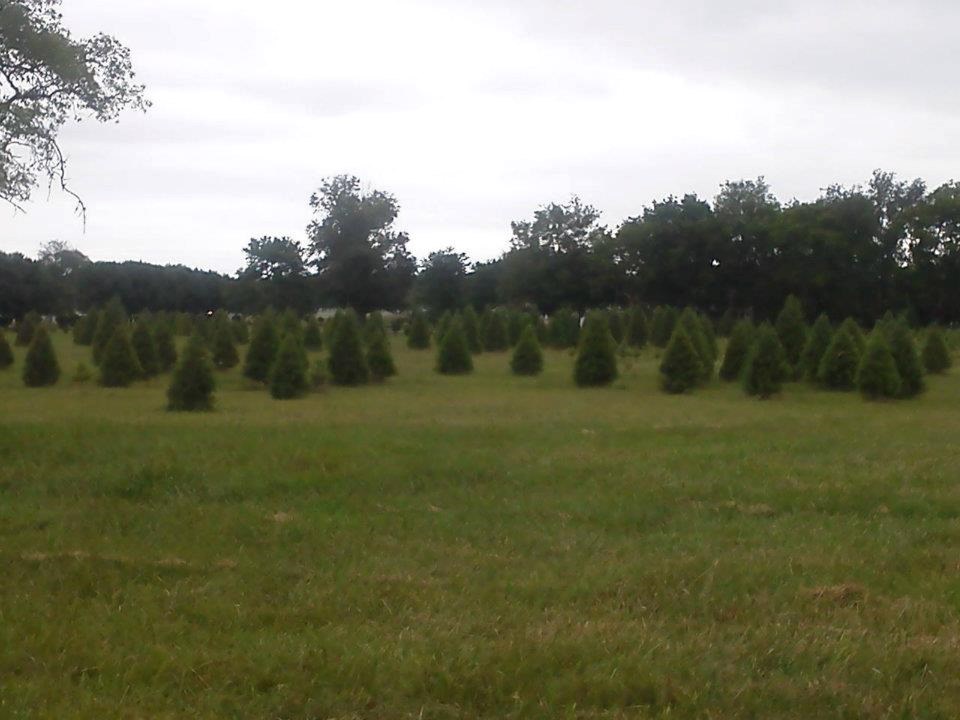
[2, 331, 960, 719]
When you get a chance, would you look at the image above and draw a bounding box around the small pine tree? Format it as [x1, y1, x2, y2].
[279, 309, 303, 340]
[742, 324, 789, 398]
[717, 308, 737, 337]
[72, 362, 93, 384]
[507, 310, 526, 346]
[323, 311, 342, 348]
[547, 309, 580, 349]
[650, 306, 679, 348]
[22, 326, 59, 387]
[838, 317, 866, 357]
[775, 294, 807, 370]
[327, 310, 369, 385]
[573, 312, 618, 387]
[406, 309, 432, 349]
[363, 311, 387, 346]
[625, 306, 649, 348]
[857, 332, 901, 400]
[154, 321, 178, 372]
[511, 324, 544, 376]
[243, 313, 280, 383]
[270, 334, 309, 399]
[921, 327, 951, 374]
[15, 310, 41, 347]
[719, 319, 754, 381]
[99, 326, 143, 387]
[678, 307, 714, 381]
[72, 310, 98, 346]
[232, 316, 250, 344]
[167, 334, 215, 411]
[481, 309, 510, 351]
[92, 298, 128, 364]
[435, 311, 453, 343]
[888, 321, 924, 398]
[817, 326, 859, 390]
[367, 330, 397, 381]
[310, 358, 328, 390]
[131, 319, 161, 377]
[659, 325, 703, 394]
[211, 319, 240, 370]
[874, 310, 898, 340]
[436, 317, 474, 375]
[303, 316, 323, 350]
[800, 314, 833, 381]
[462, 306, 482, 353]
[0, 330, 13, 370]
[606, 310, 624, 345]
[700, 313, 718, 364]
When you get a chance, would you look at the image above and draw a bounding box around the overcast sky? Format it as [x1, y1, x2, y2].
[2, 0, 958, 274]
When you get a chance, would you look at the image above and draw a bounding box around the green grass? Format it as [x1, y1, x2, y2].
[2, 331, 960, 718]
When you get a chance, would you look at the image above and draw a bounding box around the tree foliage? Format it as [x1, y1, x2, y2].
[719, 319, 754, 381]
[270, 334, 309, 399]
[573, 312, 617, 387]
[98, 325, 142, 387]
[921, 327, 952, 374]
[167, 334, 215, 411]
[659, 325, 702, 394]
[510, 323, 544, 376]
[327, 309, 369, 385]
[436, 316, 473, 375]
[22, 323, 57, 386]
[857, 332, 901, 400]
[742, 324, 789, 398]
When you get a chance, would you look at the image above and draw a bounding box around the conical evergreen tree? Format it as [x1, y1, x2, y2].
[303, 316, 323, 350]
[327, 310, 369, 385]
[436, 317, 473, 375]
[482, 309, 510, 351]
[363, 311, 387, 346]
[573, 312, 618, 387]
[888, 321, 924, 397]
[0, 330, 13, 370]
[154, 321, 178, 372]
[92, 297, 128, 364]
[717, 308, 737, 337]
[547, 308, 580, 349]
[817, 326, 859, 390]
[167, 334, 216, 411]
[857, 331, 901, 400]
[434, 311, 453, 343]
[232, 316, 250, 344]
[775, 294, 807, 371]
[507, 310, 526, 346]
[921, 326, 952, 374]
[99, 326, 143, 387]
[874, 310, 898, 340]
[700, 313, 718, 363]
[72, 310, 98, 346]
[279, 309, 302, 340]
[14, 310, 41, 347]
[511, 324, 544, 376]
[606, 310, 624, 345]
[719, 319, 754, 381]
[650, 306, 679, 348]
[406, 309, 432, 349]
[678, 307, 714, 381]
[174, 313, 194, 336]
[131, 318, 161, 378]
[367, 329, 397, 380]
[838, 317, 866, 357]
[323, 310, 342, 348]
[270, 334, 310, 399]
[462, 306, 482, 353]
[211, 318, 240, 370]
[625, 306, 649, 348]
[243, 312, 280, 383]
[659, 325, 703, 394]
[800, 314, 833, 381]
[742, 324, 789, 398]
[22, 326, 59, 387]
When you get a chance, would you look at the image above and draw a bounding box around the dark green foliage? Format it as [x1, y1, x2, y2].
[800, 314, 833, 381]
[167, 335, 215, 411]
[857, 332, 901, 400]
[364, 312, 387, 346]
[327, 310, 369, 386]
[607, 310, 624, 345]
[700, 313, 718, 363]
[742, 324, 789, 398]
[22, 326, 59, 387]
[678, 307, 714, 380]
[99, 326, 143, 387]
[243, 313, 280, 383]
[573, 312, 617, 387]
[131, 319, 161, 377]
[211, 319, 240, 370]
[279, 309, 302, 340]
[0, 330, 13, 369]
[921, 327, 951, 374]
[625, 306, 648, 348]
[72, 310, 98, 346]
[436, 317, 473, 375]
[366, 330, 397, 381]
[435, 311, 453, 343]
[659, 326, 703, 394]
[323, 311, 342, 348]
[174, 313, 194, 336]
[650, 306, 679, 348]
[406, 309, 431, 349]
[270, 334, 309, 399]
[874, 310, 898, 340]
[72, 362, 93, 384]
[775, 294, 807, 370]
[719, 320, 754, 381]
[717, 308, 737, 337]
[888, 321, 924, 397]
[547, 309, 580, 349]
[481, 309, 509, 351]
[507, 310, 526, 346]
[310, 359, 328, 390]
[303, 316, 323, 350]
[92, 298, 127, 364]
[817, 326, 860, 390]
[154, 322, 178, 372]
[462, 306, 482, 353]
[232, 316, 250, 344]
[15, 310, 41, 346]
[511, 324, 544, 376]
[838, 318, 866, 357]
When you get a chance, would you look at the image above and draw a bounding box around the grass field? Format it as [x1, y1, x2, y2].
[2, 331, 960, 718]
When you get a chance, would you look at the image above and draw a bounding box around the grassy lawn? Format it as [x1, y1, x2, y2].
[2, 331, 960, 718]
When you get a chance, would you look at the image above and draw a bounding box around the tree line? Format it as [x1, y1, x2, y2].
[4, 170, 960, 326]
